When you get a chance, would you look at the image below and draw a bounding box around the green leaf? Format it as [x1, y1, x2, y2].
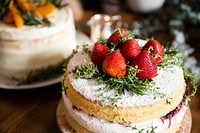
[22, 12, 53, 26]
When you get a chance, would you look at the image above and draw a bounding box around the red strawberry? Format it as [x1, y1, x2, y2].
[142, 39, 164, 63]
[131, 50, 157, 79]
[102, 50, 127, 78]
[91, 42, 109, 66]
[107, 28, 128, 45]
[120, 39, 141, 62]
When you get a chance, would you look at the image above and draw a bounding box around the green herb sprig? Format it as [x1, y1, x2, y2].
[183, 66, 198, 98]
[22, 13, 52, 26]
[12, 60, 65, 85]
[158, 44, 182, 69]
[131, 125, 157, 133]
[73, 61, 99, 79]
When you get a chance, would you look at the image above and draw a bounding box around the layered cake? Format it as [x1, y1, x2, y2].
[0, 0, 76, 82]
[62, 28, 197, 132]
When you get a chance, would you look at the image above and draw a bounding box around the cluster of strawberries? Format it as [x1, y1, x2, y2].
[90, 28, 164, 79]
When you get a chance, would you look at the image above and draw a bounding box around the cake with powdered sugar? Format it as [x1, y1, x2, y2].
[62, 28, 197, 133]
[0, 1, 76, 82]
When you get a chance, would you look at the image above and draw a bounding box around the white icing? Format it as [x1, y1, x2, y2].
[63, 92, 187, 133]
[0, 6, 76, 80]
[67, 40, 185, 106]
[0, 7, 71, 40]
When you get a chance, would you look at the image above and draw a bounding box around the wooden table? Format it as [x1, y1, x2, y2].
[0, 9, 200, 133]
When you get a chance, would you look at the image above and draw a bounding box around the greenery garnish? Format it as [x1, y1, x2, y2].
[166, 98, 172, 105]
[82, 44, 91, 55]
[0, 0, 10, 18]
[103, 66, 156, 95]
[22, 13, 52, 26]
[12, 60, 65, 85]
[72, 61, 158, 96]
[182, 66, 198, 98]
[131, 125, 157, 133]
[73, 61, 99, 79]
[98, 87, 122, 108]
[158, 44, 182, 69]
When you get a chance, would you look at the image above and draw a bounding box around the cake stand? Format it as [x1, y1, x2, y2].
[56, 99, 192, 133]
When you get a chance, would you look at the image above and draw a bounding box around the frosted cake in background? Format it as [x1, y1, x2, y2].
[0, 0, 76, 83]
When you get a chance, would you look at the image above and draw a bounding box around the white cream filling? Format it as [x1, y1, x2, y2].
[67, 40, 185, 106]
[63, 92, 187, 133]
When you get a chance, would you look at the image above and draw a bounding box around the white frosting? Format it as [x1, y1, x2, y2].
[63, 92, 187, 133]
[0, 7, 71, 40]
[0, 6, 76, 80]
[67, 40, 185, 106]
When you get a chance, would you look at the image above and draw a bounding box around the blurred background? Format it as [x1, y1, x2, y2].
[76, 0, 200, 81]
[0, 0, 199, 133]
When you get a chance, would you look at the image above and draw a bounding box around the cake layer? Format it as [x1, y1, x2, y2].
[62, 92, 186, 133]
[0, 6, 76, 80]
[64, 40, 186, 123]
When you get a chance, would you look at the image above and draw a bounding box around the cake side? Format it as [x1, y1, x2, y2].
[62, 91, 187, 133]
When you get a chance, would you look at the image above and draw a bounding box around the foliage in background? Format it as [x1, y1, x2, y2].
[130, 0, 200, 81]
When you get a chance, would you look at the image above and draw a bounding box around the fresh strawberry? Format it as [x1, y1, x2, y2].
[107, 28, 128, 45]
[102, 50, 127, 78]
[120, 39, 141, 63]
[142, 39, 164, 63]
[91, 42, 109, 66]
[131, 50, 157, 79]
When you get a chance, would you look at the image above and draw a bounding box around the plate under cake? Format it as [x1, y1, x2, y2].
[62, 39, 188, 133]
[0, 5, 76, 81]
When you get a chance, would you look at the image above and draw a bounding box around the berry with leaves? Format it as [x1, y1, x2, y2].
[120, 39, 141, 63]
[102, 50, 127, 78]
[91, 41, 109, 66]
[107, 28, 128, 46]
[131, 50, 157, 79]
[142, 39, 164, 63]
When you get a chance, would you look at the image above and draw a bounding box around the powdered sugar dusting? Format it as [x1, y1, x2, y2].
[67, 41, 185, 107]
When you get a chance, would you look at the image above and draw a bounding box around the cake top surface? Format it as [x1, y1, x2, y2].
[0, 7, 68, 30]
[0, 2, 73, 40]
[67, 39, 185, 107]
[65, 28, 197, 107]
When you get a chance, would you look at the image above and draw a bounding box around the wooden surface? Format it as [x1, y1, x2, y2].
[0, 9, 200, 133]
